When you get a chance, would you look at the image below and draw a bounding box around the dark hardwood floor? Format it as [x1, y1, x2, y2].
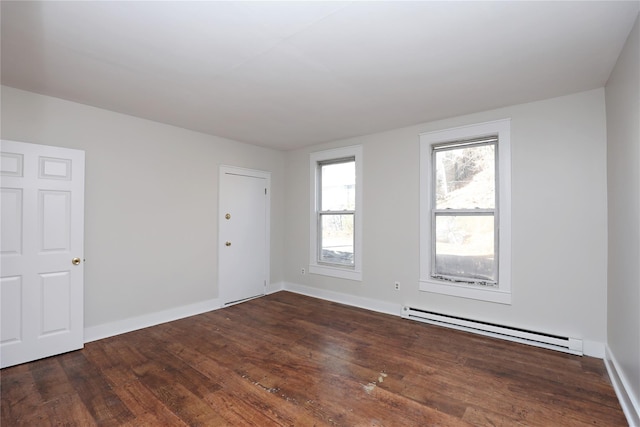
[1, 291, 627, 426]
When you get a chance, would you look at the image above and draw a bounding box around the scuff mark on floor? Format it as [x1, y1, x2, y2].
[363, 382, 376, 394]
[363, 371, 388, 394]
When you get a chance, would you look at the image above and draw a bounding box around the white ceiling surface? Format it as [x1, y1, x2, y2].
[2, 2, 639, 150]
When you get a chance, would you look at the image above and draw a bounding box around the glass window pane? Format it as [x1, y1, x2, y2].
[321, 161, 355, 211]
[434, 215, 495, 281]
[435, 144, 495, 209]
[320, 214, 354, 266]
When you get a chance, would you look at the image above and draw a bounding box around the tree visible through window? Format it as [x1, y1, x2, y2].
[432, 138, 497, 284]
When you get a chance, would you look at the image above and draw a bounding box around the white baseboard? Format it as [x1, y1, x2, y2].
[84, 280, 289, 343]
[84, 285, 607, 361]
[282, 282, 402, 317]
[282, 282, 606, 358]
[583, 340, 606, 359]
[605, 346, 640, 427]
[266, 281, 284, 295]
[84, 298, 222, 343]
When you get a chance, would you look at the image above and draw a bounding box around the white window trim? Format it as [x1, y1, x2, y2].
[419, 119, 512, 304]
[310, 145, 363, 281]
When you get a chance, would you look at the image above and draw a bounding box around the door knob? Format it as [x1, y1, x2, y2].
[72, 257, 81, 265]
[225, 213, 231, 220]
[225, 241, 231, 247]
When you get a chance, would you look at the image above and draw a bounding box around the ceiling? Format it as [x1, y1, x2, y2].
[2, 1, 638, 150]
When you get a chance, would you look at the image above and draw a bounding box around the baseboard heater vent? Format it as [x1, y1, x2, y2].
[402, 306, 583, 355]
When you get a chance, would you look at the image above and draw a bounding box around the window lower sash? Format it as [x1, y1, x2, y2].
[431, 210, 497, 283]
[317, 211, 355, 267]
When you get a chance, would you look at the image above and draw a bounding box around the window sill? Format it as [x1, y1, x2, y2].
[419, 278, 511, 304]
[309, 264, 362, 281]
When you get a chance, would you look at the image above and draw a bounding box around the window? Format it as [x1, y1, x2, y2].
[432, 138, 497, 284]
[310, 145, 362, 280]
[420, 120, 511, 304]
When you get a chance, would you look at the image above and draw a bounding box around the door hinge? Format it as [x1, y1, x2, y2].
[265, 188, 267, 195]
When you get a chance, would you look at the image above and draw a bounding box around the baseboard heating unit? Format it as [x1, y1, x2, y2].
[402, 306, 583, 355]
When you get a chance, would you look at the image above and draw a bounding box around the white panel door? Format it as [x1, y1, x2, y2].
[1, 140, 85, 368]
[219, 166, 269, 306]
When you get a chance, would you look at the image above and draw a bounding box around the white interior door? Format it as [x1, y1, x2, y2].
[1, 140, 85, 368]
[219, 166, 269, 306]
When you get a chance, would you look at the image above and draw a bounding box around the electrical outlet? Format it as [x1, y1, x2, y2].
[301, 267, 306, 275]
[394, 281, 400, 290]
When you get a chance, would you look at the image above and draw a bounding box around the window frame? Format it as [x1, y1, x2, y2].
[420, 120, 511, 304]
[309, 145, 363, 281]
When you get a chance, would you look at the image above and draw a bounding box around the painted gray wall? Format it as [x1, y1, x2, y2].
[605, 14, 640, 413]
[284, 89, 609, 350]
[0, 84, 615, 353]
[1, 86, 285, 328]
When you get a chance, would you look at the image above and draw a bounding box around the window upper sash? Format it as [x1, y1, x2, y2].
[317, 157, 356, 213]
[432, 136, 498, 152]
[431, 137, 498, 211]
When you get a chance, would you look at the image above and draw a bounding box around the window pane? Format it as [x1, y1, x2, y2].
[321, 161, 355, 211]
[435, 144, 495, 209]
[434, 215, 495, 281]
[320, 214, 354, 266]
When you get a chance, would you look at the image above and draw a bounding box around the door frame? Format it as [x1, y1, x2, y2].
[218, 165, 270, 305]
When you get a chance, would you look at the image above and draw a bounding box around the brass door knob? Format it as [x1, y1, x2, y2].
[225, 241, 231, 247]
[72, 257, 81, 265]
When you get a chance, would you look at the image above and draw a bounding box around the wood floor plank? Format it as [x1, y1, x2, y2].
[113, 379, 189, 427]
[132, 363, 228, 426]
[83, 334, 150, 387]
[29, 357, 77, 402]
[462, 405, 528, 427]
[39, 392, 98, 427]
[1, 368, 44, 426]
[58, 350, 135, 426]
[1, 291, 628, 426]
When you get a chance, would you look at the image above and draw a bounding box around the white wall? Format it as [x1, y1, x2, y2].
[284, 89, 609, 352]
[1, 86, 285, 330]
[605, 14, 640, 424]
